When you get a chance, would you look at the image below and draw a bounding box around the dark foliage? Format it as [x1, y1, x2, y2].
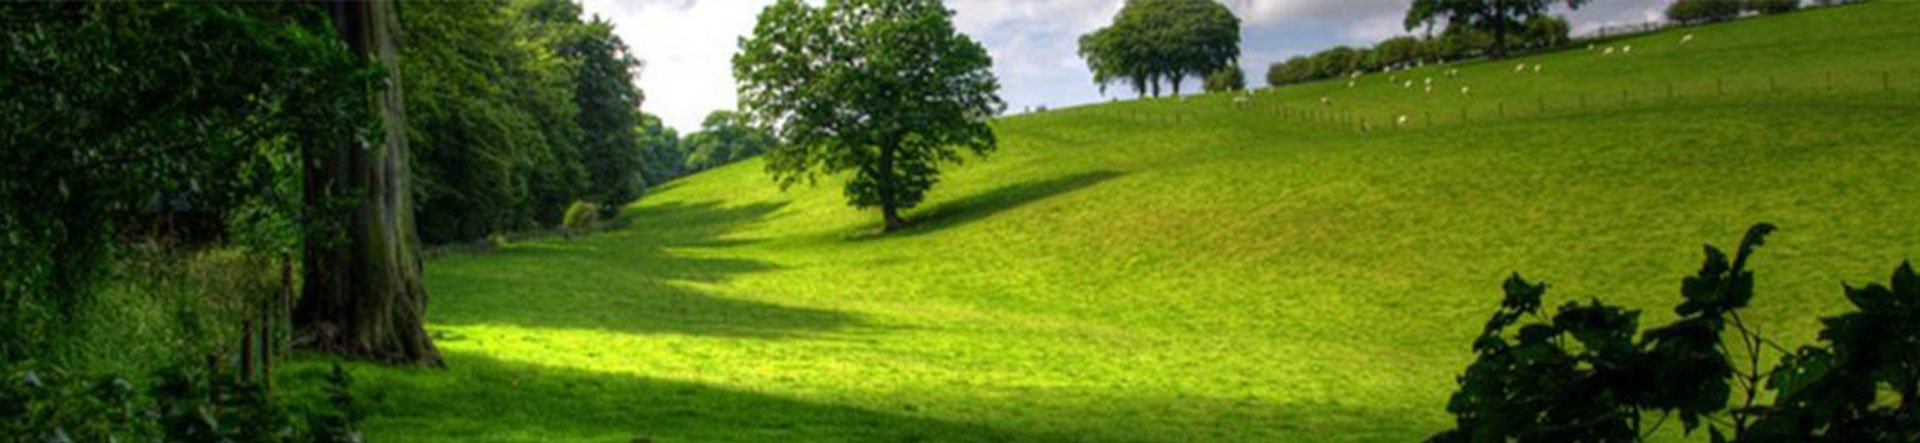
[1433, 224, 1920, 442]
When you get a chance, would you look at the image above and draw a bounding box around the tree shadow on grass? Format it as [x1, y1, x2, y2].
[428, 200, 859, 339]
[855, 170, 1124, 239]
[280, 351, 1053, 442]
[282, 350, 1441, 442]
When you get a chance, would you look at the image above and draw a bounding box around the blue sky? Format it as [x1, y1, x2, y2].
[578, 0, 1672, 132]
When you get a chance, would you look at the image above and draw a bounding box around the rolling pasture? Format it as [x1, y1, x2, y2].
[285, 3, 1920, 441]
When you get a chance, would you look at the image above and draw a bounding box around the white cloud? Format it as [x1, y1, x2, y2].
[578, 0, 775, 132]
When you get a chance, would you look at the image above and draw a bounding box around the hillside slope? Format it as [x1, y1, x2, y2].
[311, 3, 1920, 442]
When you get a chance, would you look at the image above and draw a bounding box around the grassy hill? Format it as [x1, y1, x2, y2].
[287, 3, 1920, 441]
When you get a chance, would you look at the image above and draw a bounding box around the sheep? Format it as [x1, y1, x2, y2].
[1320, 96, 1332, 106]
[1587, 43, 1596, 51]
[1232, 95, 1251, 107]
[1424, 84, 1433, 94]
[1349, 71, 1362, 79]
[1680, 34, 1694, 45]
[1403, 80, 1414, 89]
[1603, 46, 1615, 56]
[1396, 115, 1409, 128]
[1460, 85, 1472, 97]
[1514, 63, 1527, 73]
[1424, 76, 1433, 85]
[1346, 80, 1356, 88]
[1623, 44, 1633, 54]
[1445, 68, 1460, 79]
[1532, 64, 1542, 73]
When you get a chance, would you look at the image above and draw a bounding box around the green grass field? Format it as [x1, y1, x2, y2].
[283, 3, 1920, 441]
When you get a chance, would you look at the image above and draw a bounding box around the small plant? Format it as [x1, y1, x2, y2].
[4, 362, 363, 442]
[562, 201, 603, 238]
[1432, 224, 1920, 442]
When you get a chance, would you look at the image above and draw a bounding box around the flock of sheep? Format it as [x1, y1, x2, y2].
[1218, 32, 1701, 131]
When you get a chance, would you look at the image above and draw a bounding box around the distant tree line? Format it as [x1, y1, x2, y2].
[1667, 0, 1805, 25]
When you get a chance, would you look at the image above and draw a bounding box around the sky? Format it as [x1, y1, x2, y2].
[577, 0, 1674, 133]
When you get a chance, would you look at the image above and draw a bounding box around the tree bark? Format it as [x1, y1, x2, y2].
[295, 0, 441, 365]
[877, 142, 908, 232]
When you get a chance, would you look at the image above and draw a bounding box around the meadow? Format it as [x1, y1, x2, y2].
[283, 2, 1920, 441]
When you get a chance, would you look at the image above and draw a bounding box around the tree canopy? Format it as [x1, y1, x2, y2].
[734, 0, 1003, 231]
[682, 110, 776, 172]
[1079, 0, 1241, 97]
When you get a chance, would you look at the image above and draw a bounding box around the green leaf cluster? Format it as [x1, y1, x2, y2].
[1434, 224, 1920, 442]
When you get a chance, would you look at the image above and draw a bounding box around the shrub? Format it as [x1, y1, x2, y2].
[1203, 66, 1245, 92]
[3, 362, 361, 442]
[1431, 224, 1920, 442]
[561, 201, 603, 238]
[1747, 0, 1801, 14]
[1668, 0, 1744, 25]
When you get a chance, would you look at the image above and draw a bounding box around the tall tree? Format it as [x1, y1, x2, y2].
[294, 0, 439, 364]
[735, 0, 1003, 231]
[1404, 0, 1588, 59]
[567, 19, 648, 214]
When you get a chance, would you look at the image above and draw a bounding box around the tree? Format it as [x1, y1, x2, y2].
[1747, 0, 1800, 15]
[1079, 0, 1240, 97]
[1405, 0, 1590, 59]
[635, 113, 686, 187]
[1371, 35, 1426, 69]
[683, 110, 777, 172]
[1203, 65, 1246, 92]
[567, 18, 648, 214]
[735, 0, 1003, 231]
[1667, 0, 1743, 24]
[293, 0, 439, 364]
[1521, 14, 1569, 49]
[1265, 55, 1319, 87]
[0, 1, 373, 361]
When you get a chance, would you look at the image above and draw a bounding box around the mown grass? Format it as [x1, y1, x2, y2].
[282, 3, 1920, 441]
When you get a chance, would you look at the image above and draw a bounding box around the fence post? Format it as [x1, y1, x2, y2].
[1827, 70, 1834, 91]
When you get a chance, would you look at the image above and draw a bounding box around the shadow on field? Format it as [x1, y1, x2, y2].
[282, 351, 1051, 442]
[429, 200, 860, 339]
[863, 170, 1123, 238]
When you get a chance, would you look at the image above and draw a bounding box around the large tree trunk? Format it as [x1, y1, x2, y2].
[295, 0, 441, 365]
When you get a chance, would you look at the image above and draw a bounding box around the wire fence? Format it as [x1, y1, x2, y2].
[1078, 68, 1920, 135]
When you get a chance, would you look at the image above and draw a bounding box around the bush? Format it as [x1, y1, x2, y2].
[1668, 0, 1744, 25]
[1203, 66, 1245, 92]
[1748, 0, 1801, 14]
[3, 362, 361, 442]
[1265, 56, 1319, 87]
[1431, 224, 1920, 442]
[561, 201, 603, 238]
